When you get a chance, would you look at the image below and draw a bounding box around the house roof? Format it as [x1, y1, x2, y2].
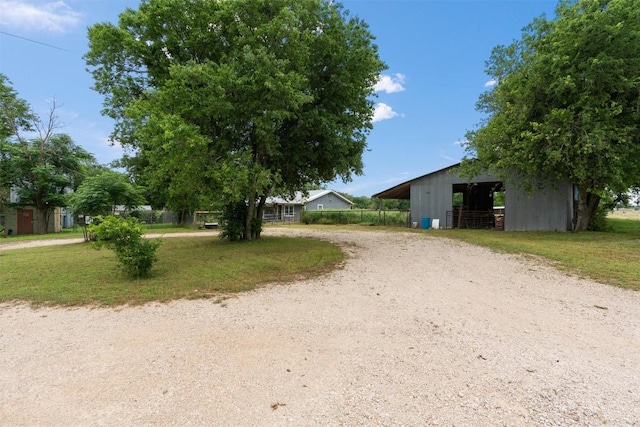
[266, 190, 353, 206]
[372, 163, 461, 199]
[114, 204, 152, 211]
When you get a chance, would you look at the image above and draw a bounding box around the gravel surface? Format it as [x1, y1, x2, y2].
[1, 228, 639, 426]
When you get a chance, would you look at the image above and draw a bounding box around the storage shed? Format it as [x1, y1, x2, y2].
[373, 163, 575, 231]
[1, 206, 64, 235]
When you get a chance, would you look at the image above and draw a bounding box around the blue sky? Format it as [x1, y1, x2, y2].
[0, 0, 558, 197]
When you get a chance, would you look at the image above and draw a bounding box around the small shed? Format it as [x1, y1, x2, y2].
[263, 190, 353, 222]
[373, 163, 575, 231]
[1, 206, 63, 235]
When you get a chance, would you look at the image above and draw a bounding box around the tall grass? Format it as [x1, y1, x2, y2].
[0, 236, 343, 306]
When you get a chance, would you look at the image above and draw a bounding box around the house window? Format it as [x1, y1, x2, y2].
[284, 205, 294, 217]
[317, 204, 323, 210]
[263, 207, 277, 221]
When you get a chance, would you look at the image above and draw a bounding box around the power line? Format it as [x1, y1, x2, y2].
[0, 30, 74, 53]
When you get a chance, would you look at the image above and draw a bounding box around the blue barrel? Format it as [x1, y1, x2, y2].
[421, 217, 431, 229]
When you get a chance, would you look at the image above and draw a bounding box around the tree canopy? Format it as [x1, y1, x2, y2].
[0, 74, 33, 213]
[85, 0, 386, 239]
[0, 74, 96, 234]
[69, 171, 146, 218]
[463, 0, 640, 230]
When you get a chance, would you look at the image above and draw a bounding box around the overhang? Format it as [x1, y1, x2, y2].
[371, 181, 412, 199]
[372, 163, 462, 199]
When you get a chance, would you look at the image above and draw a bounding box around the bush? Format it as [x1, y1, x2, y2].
[219, 201, 264, 240]
[220, 201, 246, 241]
[588, 204, 612, 231]
[89, 215, 161, 278]
[588, 193, 616, 231]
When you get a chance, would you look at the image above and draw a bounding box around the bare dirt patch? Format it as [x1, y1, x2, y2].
[1, 228, 639, 426]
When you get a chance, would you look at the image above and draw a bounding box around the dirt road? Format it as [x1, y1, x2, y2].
[1, 228, 638, 426]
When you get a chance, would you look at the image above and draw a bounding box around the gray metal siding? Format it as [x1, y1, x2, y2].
[408, 166, 573, 231]
[504, 181, 573, 231]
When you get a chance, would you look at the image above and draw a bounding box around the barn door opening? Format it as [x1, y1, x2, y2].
[450, 182, 503, 229]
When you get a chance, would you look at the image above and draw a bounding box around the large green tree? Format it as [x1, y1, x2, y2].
[85, 0, 386, 239]
[463, 0, 640, 231]
[0, 75, 95, 234]
[0, 74, 34, 214]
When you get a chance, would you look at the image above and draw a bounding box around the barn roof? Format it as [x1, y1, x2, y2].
[372, 163, 461, 199]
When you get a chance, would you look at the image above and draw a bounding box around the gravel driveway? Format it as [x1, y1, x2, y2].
[1, 228, 639, 426]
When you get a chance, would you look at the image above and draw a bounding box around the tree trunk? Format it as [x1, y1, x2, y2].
[177, 210, 187, 226]
[587, 193, 601, 229]
[245, 187, 257, 241]
[254, 195, 267, 239]
[573, 187, 600, 231]
[36, 208, 50, 234]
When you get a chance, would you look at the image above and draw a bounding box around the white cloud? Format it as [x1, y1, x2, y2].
[372, 103, 400, 123]
[453, 138, 469, 146]
[374, 73, 406, 94]
[0, 1, 82, 33]
[484, 79, 497, 87]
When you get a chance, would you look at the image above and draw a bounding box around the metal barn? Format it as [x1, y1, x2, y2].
[373, 164, 575, 231]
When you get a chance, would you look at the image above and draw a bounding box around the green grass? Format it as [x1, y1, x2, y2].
[432, 218, 640, 290]
[0, 227, 84, 242]
[0, 224, 207, 244]
[0, 236, 343, 307]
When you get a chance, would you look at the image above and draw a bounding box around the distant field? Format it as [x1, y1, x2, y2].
[609, 208, 640, 220]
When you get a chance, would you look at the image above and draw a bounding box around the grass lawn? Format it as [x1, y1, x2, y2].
[0, 235, 343, 307]
[433, 217, 640, 290]
[0, 224, 208, 244]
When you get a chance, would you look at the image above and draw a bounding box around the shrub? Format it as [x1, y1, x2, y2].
[317, 217, 335, 225]
[220, 201, 246, 241]
[89, 215, 161, 278]
[300, 210, 410, 226]
[588, 204, 612, 231]
[219, 201, 264, 240]
[588, 193, 617, 231]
